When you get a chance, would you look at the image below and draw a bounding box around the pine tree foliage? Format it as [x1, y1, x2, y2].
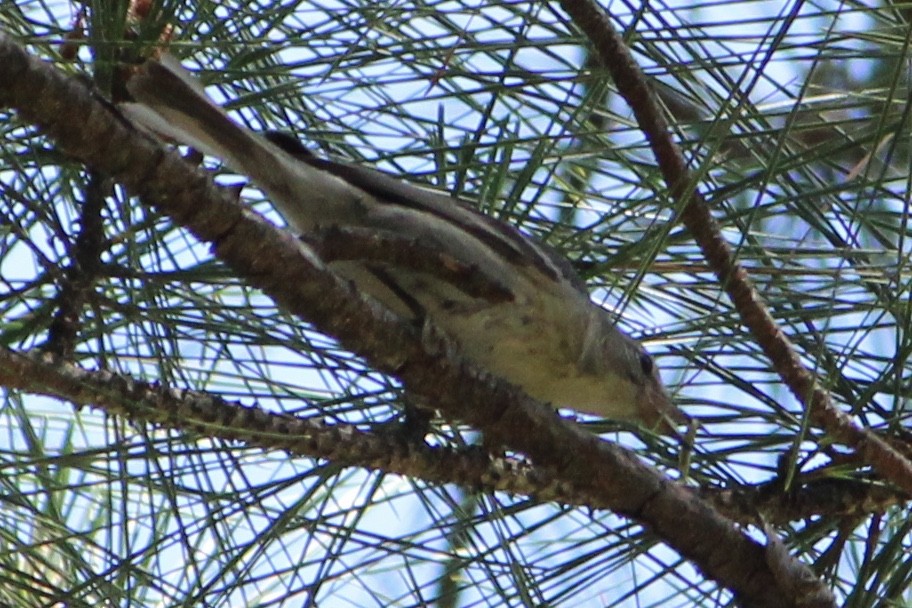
[0, 1, 910, 606]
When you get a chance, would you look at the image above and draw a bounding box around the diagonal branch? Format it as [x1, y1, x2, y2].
[555, 0, 912, 495]
[0, 33, 826, 607]
[1, 345, 900, 529]
[0, 348, 529, 497]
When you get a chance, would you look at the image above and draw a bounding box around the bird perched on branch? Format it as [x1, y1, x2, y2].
[121, 54, 687, 434]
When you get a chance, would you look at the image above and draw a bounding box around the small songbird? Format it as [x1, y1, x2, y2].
[121, 54, 687, 433]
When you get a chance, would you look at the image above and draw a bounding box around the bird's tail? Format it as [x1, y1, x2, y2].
[122, 55, 268, 177]
[120, 54, 354, 232]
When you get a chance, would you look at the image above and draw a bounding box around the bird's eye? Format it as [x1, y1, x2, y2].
[639, 351, 654, 376]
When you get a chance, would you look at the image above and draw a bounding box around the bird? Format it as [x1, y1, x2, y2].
[120, 53, 687, 434]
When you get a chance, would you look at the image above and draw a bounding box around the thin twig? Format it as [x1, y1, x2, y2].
[556, 0, 912, 496]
